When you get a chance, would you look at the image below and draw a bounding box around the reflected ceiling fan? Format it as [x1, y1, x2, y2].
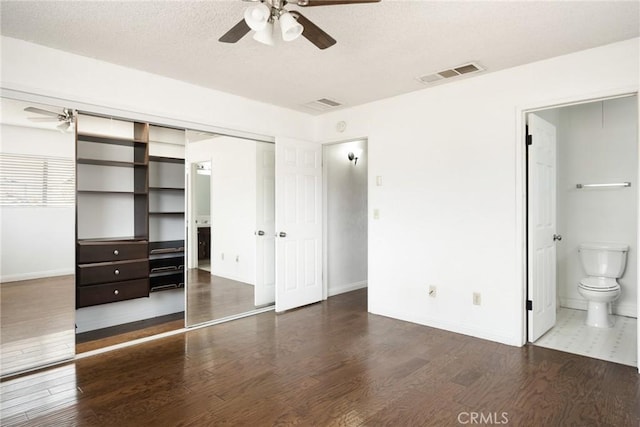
[24, 106, 75, 132]
[219, 0, 381, 49]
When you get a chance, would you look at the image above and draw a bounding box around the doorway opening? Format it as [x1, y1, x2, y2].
[526, 95, 638, 367]
[323, 139, 368, 304]
[186, 132, 275, 326]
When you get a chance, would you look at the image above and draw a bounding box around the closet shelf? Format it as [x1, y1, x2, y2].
[149, 156, 185, 164]
[78, 158, 147, 168]
[78, 236, 148, 243]
[78, 132, 147, 147]
[149, 211, 184, 215]
[78, 190, 147, 195]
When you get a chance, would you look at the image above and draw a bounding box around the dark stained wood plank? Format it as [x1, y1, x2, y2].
[1, 289, 638, 427]
[1, 276, 75, 377]
[186, 269, 259, 325]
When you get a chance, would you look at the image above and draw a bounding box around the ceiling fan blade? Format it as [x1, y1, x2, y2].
[297, 0, 381, 6]
[219, 19, 251, 43]
[291, 12, 336, 50]
[27, 117, 60, 122]
[24, 106, 60, 117]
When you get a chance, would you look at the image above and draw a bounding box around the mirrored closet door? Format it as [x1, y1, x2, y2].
[185, 131, 275, 326]
[0, 97, 76, 376]
[74, 119, 186, 352]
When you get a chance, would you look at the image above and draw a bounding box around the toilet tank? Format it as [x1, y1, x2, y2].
[579, 242, 629, 278]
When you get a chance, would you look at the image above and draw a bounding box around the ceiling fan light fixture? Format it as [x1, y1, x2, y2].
[56, 121, 72, 133]
[244, 3, 270, 31]
[279, 12, 303, 41]
[253, 20, 275, 46]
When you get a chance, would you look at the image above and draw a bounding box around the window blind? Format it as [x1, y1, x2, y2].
[0, 153, 75, 206]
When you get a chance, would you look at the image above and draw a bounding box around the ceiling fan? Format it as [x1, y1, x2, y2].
[219, 0, 381, 49]
[24, 106, 75, 132]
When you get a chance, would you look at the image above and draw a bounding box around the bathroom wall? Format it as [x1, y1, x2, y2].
[324, 140, 368, 296]
[557, 96, 638, 317]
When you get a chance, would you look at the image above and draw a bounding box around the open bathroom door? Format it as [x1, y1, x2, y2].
[527, 114, 558, 342]
[274, 136, 322, 312]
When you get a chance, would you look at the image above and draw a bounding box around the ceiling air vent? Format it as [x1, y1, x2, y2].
[418, 62, 484, 85]
[303, 98, 342, 112]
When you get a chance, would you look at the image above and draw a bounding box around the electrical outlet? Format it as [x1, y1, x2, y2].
[236, 255, 239, 262]
[473, 292, 481, 306]
[373, 209, 380, 220]
[429, 285, 437, 298]
[221, 253, 224, 261]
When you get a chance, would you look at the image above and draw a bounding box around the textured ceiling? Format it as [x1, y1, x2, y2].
[1, 0, 638, 115]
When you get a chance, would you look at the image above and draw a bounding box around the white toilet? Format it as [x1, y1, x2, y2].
[577, 242, 628, 328]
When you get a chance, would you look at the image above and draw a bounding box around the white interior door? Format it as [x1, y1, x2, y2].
[275, 137, 322, 312]
[255, 143, 276, 306]
[528, 113, 558, 341]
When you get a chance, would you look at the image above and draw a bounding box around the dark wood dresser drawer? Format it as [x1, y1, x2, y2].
[77, 259, 149, 286]
[76, 279, 149, 308]
[78, 241, 148, 263]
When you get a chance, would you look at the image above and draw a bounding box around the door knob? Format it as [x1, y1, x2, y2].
[553, 234, 562, 241]
[256, 230, 265, 236]
[278, 232, 287, 238]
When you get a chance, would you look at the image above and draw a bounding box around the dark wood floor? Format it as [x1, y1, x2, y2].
[186, 269, 259, 325]
[0, 275, 75, 377]
[1, 289, 638, 426]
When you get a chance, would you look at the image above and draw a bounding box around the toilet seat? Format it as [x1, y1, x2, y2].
[578, 277, 620, 292]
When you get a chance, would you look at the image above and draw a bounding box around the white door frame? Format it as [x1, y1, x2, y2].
[515, 87, 639, 372]
[321, 138, 369, 301]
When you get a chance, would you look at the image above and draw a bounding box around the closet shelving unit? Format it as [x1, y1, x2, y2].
[148, 134, 186, 292]
[75, 118, 187, 307]
[75, 117, 150, 308]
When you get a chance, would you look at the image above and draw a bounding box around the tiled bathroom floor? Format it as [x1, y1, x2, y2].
[534, 307, 637, 367]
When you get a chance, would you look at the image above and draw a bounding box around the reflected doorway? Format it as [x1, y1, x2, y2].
[193, 161, 212, 271]
[186, 131, 275, 326]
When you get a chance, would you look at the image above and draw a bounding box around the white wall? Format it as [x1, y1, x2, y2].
[316, 38, 639, 346]
[557, 96, 638, 317]
[195, 172, 211, 217]
[0, 124, 75, 281]
[189, 136, 257, 284]
[325, 140, 368, 296]
[1, 37, 315, 141]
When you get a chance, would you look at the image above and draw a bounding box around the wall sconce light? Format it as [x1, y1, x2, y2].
[347, 152, 358, 165]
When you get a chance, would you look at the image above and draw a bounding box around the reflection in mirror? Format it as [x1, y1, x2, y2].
[75, 122, 186, 352]
[0, 97, 76, 376]
[186, 131, 275, 326]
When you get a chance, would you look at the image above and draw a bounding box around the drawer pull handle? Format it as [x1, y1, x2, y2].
[114, 289, 119, 295]
[114, 269, 120, 275]
[113, 249, 119, 256]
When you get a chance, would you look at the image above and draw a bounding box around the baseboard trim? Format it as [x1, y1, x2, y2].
[1, 269, 74, 283]
[560, 297, 637, 318]
[328, 281, 367, 297]
[369, 306, 521, 347]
